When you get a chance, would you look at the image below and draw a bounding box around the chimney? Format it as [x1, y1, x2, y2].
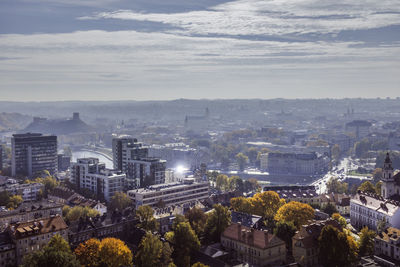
[72, 112, 80, 120]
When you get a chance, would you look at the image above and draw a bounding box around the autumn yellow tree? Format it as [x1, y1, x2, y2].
[99, 238, 133, 267]
[74, 238, 101, 267]
[274, 201, 314, 229]
[250, 191, 286, 218]
[230, 197, 252, 213]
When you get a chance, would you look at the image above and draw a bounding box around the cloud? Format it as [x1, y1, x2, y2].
[78, 0, 400, 37]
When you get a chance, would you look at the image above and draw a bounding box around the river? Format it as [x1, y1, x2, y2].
[71, 150, 113, 169]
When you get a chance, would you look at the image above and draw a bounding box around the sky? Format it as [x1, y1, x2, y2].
[0, 0, 399, 101]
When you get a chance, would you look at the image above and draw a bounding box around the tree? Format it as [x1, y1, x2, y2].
[377, 218, 388, 233]
[136, 232, 173, 267]
[246, 147, 258, 164]
[275, 201, 314, 229]
[27, 175, 59, 197]
[185, 207, 207, 238]
[236, 153, 248, 171]
[372, 168, 383, 183]
[74, 238, 101, 267]
[168, 222, 200, 267]
[331, 213, 347, 228]
[0, 191, 23, 210]
[63, 205, 100, 222]
[250, 191, 285, 219]
[322, 202, 338, 216]
[191, 263, 209, 267]
[22, 234, 80, 267]
[215, 174, 228, 192]
[136, 205, 159, 232]
[358, 227, 376, 256]
[318, 225, 351, 267]
[109, 192, 132, 211]
[326, 177, 348, 194]
[172, 215, 188, 230]
[204, 204, 231, 243]
[358, 181, 377, 194]
[230, 197, 252, 213]
[99, 237, 133, 267]
[244, 178, 261, 192]
[354, 138, 371, 158]
[227, 176, 244, 192]
[274, 221, 297, 248]
[347, 234, 359, 264]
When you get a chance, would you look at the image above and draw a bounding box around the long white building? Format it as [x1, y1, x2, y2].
[70, 158, 126, 202]
[127, 178, 209, 208]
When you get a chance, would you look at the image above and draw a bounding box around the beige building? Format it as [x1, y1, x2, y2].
[292, 219, 340, 267]
[221, 223, 286, 266]
[375, 227, 400, 263]
[7, 215, 68, 265]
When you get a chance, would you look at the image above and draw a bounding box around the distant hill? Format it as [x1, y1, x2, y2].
[0, 112, 31, 131]
[24, 112, 94, 135]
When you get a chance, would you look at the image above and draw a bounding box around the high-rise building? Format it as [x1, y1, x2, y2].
[57, 154, 71, 172]
[112, 136, 165, 188]
[70, 158, 126, 202]
[11, 133, 57, 177]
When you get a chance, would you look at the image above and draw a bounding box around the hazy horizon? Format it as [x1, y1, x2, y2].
[1, 0, 399, 101]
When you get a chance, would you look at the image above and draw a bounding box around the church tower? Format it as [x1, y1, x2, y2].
[381, 152, 394, 198]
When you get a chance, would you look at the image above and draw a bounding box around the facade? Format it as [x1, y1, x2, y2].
[112, 136, 165, 188]
[292, 219, 341, 267]
[57, 154, 71, 172]
[70, 158, 126, 202]
[375, 227, 400, 264]
[0, 182, 43, 202]
[221, 223, 286, 266]
[126, 157, 166, 188]
[7, 215, 68, 265]
[259, 153, 268, 171]
[266, 152, 327, 175]
[11, 133, 57, 177]
[148, 143, 201, 169]
[127, 179, 209, 208]
[0, 200, 62, 228]
[350, 192, 400, 231]
[345, 120, 371, 139]
[0, 232, 15, 267]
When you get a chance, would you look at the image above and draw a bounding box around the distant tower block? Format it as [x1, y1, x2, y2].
[72, 112, 80, 120]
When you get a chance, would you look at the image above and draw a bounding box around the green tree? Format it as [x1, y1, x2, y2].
[377, 218, 388, 233]
[136, 205, 159, 232]
[244, 178, 260, 192]
[318, 225, 350, 267]
[227, 176, 244, 192]
[230, 197, 252, 213]
[326, 177, 348, 194]
[136, 232, 173, 267]
[109, 192, 132, 211]
[236, 153, 248, 171]
[357, 181, 377, 194]
[204, 204, 231, 243]
[322, 202, 338, 216]
[21, 234, 80, 267]
[172, 215, 188, 230]
[275, 201, 314, 229]
[372, 168, 383, 183]
[246, 147, 258, 164]
[185, 207, 207, 238]
[168, 222, 200, 267]
[215, 174, 228, 192]
[274, 221, 297, 248]
[64, 206, 99, 222]
[358, 227, 376, 256]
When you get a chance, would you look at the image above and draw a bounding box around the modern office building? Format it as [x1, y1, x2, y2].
[127, 178, 209, 208]
[126, 157, 166, 188]
[11, 133, 57, 177]
[57, 154, 71, 172]
[70, 158, 126, 202]
[112, 135, 138, 171]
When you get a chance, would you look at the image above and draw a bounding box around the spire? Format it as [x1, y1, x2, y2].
[385, 152, 392, 164]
